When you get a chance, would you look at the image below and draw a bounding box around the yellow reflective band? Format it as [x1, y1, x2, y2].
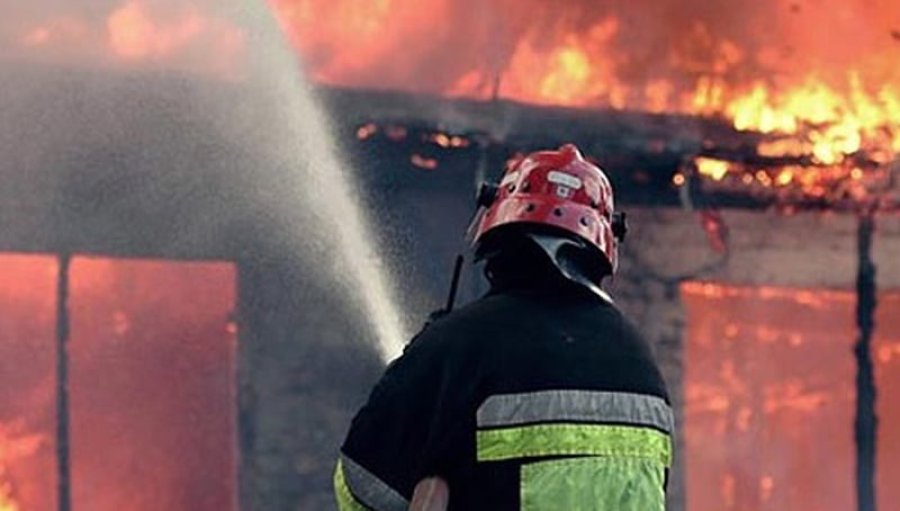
[333, 459, 368, 511]
[521, 457, 666, 511]
[477, 423, 672, 466]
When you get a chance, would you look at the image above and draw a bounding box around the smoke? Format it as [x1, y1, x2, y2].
[0, 1, 409, 507]
[0, 0, 409, 354]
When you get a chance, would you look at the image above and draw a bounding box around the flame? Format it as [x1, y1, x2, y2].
[725, 75, 900, 164]
[685, 75, 899, 207]
[410, 154, 438, 170]
[356, 123, 378, 140]
[9, 0, 900, 173]
[501, 17, 625, 108]
[695, 157, 731, 181]
[267, 3, 900, 115]
[0, 475, 18, 511]
[107, 1, 205, 60]
[877, 342, 900, 363]
[7, 1, 900, 205]
[272, 0, 451, 88]
[17, 18, 90, 51]
[11, 1, 245, 76]
[760, 475, 775, 503]
[0, 423, 47, 511]
[0, 254, 237, 511]
[265, 0, 900, 206]
[684, 284, 900, 511]
[104, 1, 246, 76]
[22, 28, 51, 47]
[427, 132, 470, 149]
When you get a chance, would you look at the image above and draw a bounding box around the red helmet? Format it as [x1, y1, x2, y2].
[472, 144, 625, 274]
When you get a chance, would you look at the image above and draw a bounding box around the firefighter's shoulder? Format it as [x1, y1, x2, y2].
[402, 294, 501, 353]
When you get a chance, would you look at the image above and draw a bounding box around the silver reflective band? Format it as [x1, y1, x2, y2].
[477, 390, 674, 433]
[340, 453, 410, 511]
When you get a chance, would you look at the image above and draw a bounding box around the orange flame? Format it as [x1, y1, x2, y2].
[12, 1, 244, 76]
[726, 75, 900, 165]
[7, 1, 900, 203]
[266, 0, 900, 204]
[0, 423, 47, 511]
[695, 157, 731, 181]
[107, 1, 206, 60]
[410, 154, 438, 170]
[500, 17, 625, 108]
[0, 479, 18, 511]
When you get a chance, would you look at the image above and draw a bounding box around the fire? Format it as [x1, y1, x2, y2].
[427, 132, 469, 149]
[696, 157, 730, 181]
[501, 17, 625, 108]
[10, 1, 245, 76]
[272, 0, 451, 89]
[105, 1, 246, 75]
[0, 254, 237, 511]
[17, 18, 90, 51]
[0, 468, 19, 511]
[356, 123, 378, 140]
[0, 423, 47, 511]
[107, 1, 205, 60]
[22, 28, 51, 47]
[410, 154, 438, 170]
[266, 0, 900, 206]
[6, 1, 900, 204]
[684, 284, 900, 511]
[0, 477, 18, 511]
[725, 75, 900, 165]
[682, 74, 900, 208]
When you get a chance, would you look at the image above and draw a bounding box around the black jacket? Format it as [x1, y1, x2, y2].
[335, 285, 672, 510]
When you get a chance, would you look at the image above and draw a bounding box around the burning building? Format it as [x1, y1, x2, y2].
[1, 0, 900, 510]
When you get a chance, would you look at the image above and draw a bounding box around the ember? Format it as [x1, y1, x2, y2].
[356, 122, 378, 140]
[410, 154, 439, 170]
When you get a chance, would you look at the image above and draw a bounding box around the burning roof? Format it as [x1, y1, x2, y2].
[4, 0, 900, 210]
[276, 0, 900, 210]
[11, 2, 900, 123]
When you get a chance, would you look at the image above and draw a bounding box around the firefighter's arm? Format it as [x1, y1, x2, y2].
[333, 469, 450, 511]
[334, 327, 467, 511]
[409, 477, 449, 511]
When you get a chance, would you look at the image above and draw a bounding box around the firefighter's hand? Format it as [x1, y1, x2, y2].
[409, 477, 449, 511]
[404, 310, 446, 353]
[427, 308, 449, 323]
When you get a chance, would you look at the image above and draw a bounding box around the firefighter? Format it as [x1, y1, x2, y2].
[334, 144, 673, 511]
